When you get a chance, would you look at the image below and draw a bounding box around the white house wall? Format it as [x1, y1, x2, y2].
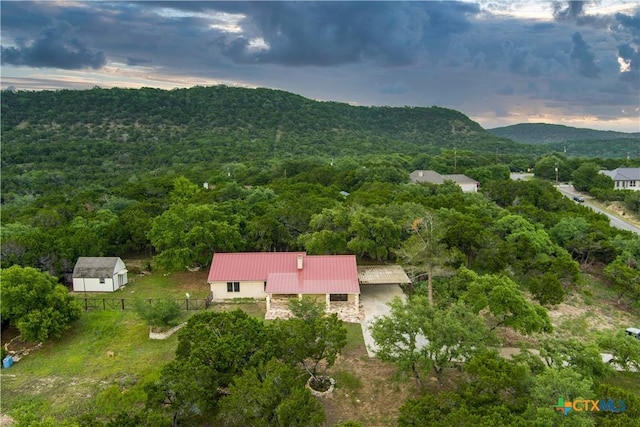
[73, 278, 115, 292]
[615, 180, 640, 191]
[210, 280, 266, 300]
[459, 183, 478, 193]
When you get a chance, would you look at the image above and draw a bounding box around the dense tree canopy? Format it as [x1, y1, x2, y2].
[0, 265, 81, 342]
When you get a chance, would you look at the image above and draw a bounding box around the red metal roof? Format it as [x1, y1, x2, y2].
[208, 252, 359, 294]
[208, 252, 306, 282]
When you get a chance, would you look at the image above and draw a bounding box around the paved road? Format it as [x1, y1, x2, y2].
[556, 185, 640, 235]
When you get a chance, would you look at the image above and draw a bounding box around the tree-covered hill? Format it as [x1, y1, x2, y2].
[489, 123, 640, 144]
[489, 123, 640, 158]
[1, 85, 531, 166]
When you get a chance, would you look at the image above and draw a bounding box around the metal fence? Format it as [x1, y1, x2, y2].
[77, 293, 213, 311]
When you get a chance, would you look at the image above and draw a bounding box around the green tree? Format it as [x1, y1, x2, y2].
[398, 212, 452, 302]
[604, 255, 640, 306]
[147, 310, 272, 424]
[0, 265, 81, 342]
[534, 155, 570, 182]
[398, 391, 527, 427]
[347, 210, 402, 261]
[460, 268, 553, 334]
[168, 176, 201, 205]
[460, 350, 531, 413]
[539, 337, 614, 380]
[147, 203, 245, 270]
[550, 217, 614, 266]
[572, 162, 602, 192]
[216, 359, 325, 427]
[272, 297, 347, 385]
[521, 363, 599, 425]
[528, 272, 565, 305]
[596, 330, 640, 372]
[370, 296, 498, 389]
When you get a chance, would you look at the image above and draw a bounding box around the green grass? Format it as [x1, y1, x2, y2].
[212, 300, 267, 318]
[342, 322, 367, 357]
[333, 369, 363, 392]
[600, 371, 640, 395]
[1, 311, 177, 419]
[70, 269, 211, 300]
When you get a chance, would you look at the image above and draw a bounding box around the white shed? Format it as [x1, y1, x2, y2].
[72, 257, 128, 292]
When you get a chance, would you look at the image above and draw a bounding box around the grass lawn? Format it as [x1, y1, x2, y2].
[600, 371, 640, 396]
[1, 310, 177, 420]
[70, 270, 211, 300]
[5, 264, 639, 426]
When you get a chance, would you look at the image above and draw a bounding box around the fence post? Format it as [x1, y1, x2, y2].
[85, 299, 88, 311]
[186, 298, 189, 311]
[103, 299, 106, 310]
[122, 299, 125, 310]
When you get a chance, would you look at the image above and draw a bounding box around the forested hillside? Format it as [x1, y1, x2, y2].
[489, 123, 640, 158]
[2, 85, 640, 426]
[1, 86, 540, 196]
[489, 123, 640, 144]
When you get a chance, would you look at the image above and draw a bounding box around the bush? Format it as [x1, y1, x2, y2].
[625, 191, 640, 214]
[528, 273, 565, 306]
[133, 299, 181, 329]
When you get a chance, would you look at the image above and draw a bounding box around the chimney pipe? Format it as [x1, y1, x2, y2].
[297, 254, 303, 270]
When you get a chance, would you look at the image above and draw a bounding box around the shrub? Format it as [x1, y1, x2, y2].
[133, 299, 181, 329]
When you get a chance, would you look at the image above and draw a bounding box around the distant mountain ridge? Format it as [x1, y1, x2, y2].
[1, 85, 530, 169]
[488, 123, 640, 144]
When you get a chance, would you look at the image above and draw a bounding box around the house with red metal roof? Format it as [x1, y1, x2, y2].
[208, 252, 360, 320]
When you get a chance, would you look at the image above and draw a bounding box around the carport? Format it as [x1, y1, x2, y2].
[358, 265, 411, 357]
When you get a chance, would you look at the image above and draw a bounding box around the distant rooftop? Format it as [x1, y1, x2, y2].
[599, 167, 640, 181]
[409, 170, 478, 185]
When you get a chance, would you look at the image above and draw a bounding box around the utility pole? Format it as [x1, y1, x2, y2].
[555, 163, 559, 186]
[454, 148, 457, 171]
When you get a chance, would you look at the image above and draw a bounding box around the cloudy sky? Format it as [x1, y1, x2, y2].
[1, 1, 639, 132]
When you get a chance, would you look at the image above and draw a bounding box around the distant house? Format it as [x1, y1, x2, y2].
[72, 257, 128, 292]
[207, 252, 360, 319]
[410, 170, 479, 192]
[599, 168, 640, 191]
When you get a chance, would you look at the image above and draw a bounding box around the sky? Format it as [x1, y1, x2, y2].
[1, 1, 639, 132]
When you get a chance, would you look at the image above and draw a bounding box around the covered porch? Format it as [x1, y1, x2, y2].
[265, 293, 363, 323]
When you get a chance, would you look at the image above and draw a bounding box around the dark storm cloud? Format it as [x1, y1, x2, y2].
[570, 32, 600, 78]
[552, 0, 587, 21]
[219, 1, 480, 66]
[0, 1, 638, 130]
[1, 21, 106, 69]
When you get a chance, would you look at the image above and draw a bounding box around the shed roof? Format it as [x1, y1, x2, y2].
[357, 265, 411, 285]
[73, 257, 124, 278]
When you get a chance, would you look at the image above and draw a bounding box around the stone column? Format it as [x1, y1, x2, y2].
[325, 294, 331, 312]
[266, 294, 271, 312]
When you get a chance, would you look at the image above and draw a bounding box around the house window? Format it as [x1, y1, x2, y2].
[99, 278, 105, 284]
[330, 294, 348, 302]
[227, 282, 240, 292]
[631, 181, 636, 187]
